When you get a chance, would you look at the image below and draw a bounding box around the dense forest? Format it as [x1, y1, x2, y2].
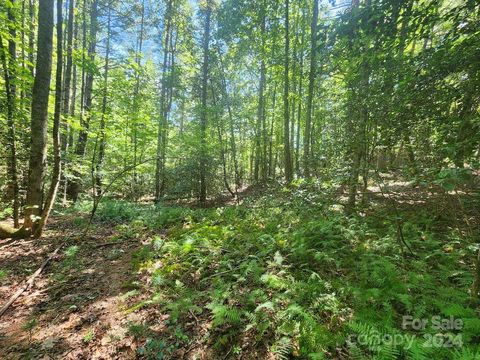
[0, 0, 479, 358]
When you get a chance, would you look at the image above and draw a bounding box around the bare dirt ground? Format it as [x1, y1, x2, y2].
[0, 215, 156, 359]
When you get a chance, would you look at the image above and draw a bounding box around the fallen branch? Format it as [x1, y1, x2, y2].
[0, 238, 37, 250]
[0, 238, 19, 248]
[0, 245, 62, 318]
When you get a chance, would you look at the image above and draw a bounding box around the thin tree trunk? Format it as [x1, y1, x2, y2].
[283, 0, 293, 182]
[77, 0, 97, 156]
[211, 86, 235, 196]
[69, 16, 78, 130]
[69, 0, 98, 202]
[199, 0, 212, 206]
[303, 0, 318, 178]
[28, 0, 36, 77]
[1, 1, 20, 227]
[155, 0, 172, 201]
[346, 0, 371, 214]
[21, 0, 26, 99]
[66, 0, 87, 201]
[0, 32, 20, 228]
[295, 18, 305, 177]
[216, 46, 240, 194]
[62, 0, 74, 141]
[60, 0, 75, 204]
[132, 0, 145, 191]
[290, 10, 299, 169]
[268, 82, 277, 178]
[254, 1, 266, 184]
[63, 13, 78, 204]
[95, 2, 112, 197]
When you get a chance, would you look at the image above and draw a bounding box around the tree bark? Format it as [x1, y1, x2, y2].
[0, 20, 20, 228]
[345, 0, 371, 215]
[132, 0, 145, 191]
[95, 3, 112, 197]
[69, 0, 98, 202]
[254, 1, 266, 183]
[28, 0, 36, 77]
[211, 86, 235, 197]
[23, 0, 54, 231]
[155, 0, 173, 202]
[59, 0, 75, 204]
[283, 0, 293, 182]
[35, 0, 63, 238]
[199, 0, 212, 206]
[295, 29, 304, 177]
[303, 0, 318, 178]
[216, 46, 240, 194]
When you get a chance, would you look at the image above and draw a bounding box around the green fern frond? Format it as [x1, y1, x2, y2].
[451, 348, 480, 360]
[208, 303, 242, 327]
[272, 336, 293, 360]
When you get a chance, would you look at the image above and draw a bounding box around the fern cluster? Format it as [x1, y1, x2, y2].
[124, 183, 480, 359]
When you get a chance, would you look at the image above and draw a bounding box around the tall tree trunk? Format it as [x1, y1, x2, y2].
[268, 82, 277, 178]
[290, 10, 299, 169]
[132, 0, 145, 191]
[254, 1, 266, 184]
[62, 0, 75, 143]
[0, 34, 20, 228]
[69, 16, 78, 133]
[0, 1, 20, 227]
[23, 0, 54, 231]
[60, 0, 75, 204]
[346, 0, 371, 215]
[28, 0, 36, 77]
[63, 12, 78, 203]
[67, 0, 87, 201]
[283, 0, 293, 182]
[295, 51, 303, 176]
[77, 0, 97, 155]
[346, 107, 365, 214]
[95, 2, 112, 197]
[20, 0, 27, 101]
[303, 0, 318, 178]
[199, 0, 212, 206]
[211, 86, 235, 197]
[69, 0, 98, 202]
[35, 0, 63, 238]
[216, 46, 240, 194]
[155, 0, 173, 202]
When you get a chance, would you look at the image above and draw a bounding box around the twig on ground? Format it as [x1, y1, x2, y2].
[0, 245, 63, 317]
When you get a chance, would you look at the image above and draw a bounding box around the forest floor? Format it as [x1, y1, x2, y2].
[0, 180, 479, 359]
[0, 214, 157, 359]
[0, 190, 257, 360]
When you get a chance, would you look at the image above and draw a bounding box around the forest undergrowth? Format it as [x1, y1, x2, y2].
[56, 179, 479, 359]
